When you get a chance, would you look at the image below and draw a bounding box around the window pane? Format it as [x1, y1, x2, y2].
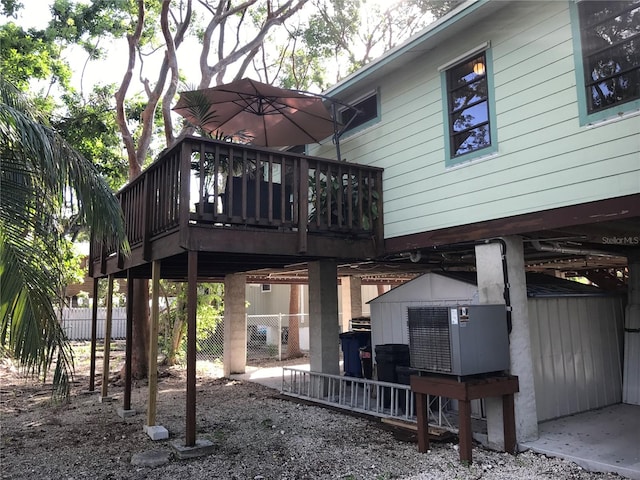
[452, 101, 488, 132]
[340, 94, 378, 132]
[450, 80, 488, 113]
[449, 54, 486, 86]
[453, 125, 490, 156]
[589, 68, 640, 109]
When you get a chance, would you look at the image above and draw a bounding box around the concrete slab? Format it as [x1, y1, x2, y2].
[117, 408, 136, 419]
[144, 424, 169, 441]
[231, 364, 301, 390]
[170, 439, 216, 459]
[130, 449, 170, 467]
[98, 396, 113, 403]
[521, 404, 640, 480]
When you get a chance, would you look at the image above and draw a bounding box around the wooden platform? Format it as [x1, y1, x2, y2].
[410, 374, 519, 464]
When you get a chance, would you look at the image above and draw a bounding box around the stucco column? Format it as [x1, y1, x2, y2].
[308, 260, 340, 375]
[340, 276, 363, 332]
[223, 273, 247, 377]
[623, 249, 640, 405]
[475, 237, 538, 447]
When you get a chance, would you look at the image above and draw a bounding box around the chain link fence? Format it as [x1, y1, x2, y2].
[61, 308, 309, 365]
[195, 313, 309, 364]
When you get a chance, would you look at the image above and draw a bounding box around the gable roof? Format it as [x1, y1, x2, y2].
[370, 271, 613, 303]
[435, 271, 612, 297]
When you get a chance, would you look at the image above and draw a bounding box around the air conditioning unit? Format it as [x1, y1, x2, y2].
[407, 304, 510, 377]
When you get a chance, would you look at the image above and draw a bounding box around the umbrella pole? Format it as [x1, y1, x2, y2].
[332, 103, 342, 162]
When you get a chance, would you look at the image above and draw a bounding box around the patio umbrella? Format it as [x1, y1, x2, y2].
[173, 78, 338, 148]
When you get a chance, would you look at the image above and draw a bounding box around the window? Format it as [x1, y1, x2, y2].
[338, 92, 379, 135]
[286, 144, 306, 154]
[445, 51, 494, 161]
[573, 0, 640, 122]
[260, 284, 271, 293]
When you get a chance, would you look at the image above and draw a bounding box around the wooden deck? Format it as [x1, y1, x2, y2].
[90, 136, 384, 279]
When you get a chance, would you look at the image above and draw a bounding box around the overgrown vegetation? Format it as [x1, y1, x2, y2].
[158, 281, 224, 365]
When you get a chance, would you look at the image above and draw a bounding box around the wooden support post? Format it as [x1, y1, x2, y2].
[147, 261, 161, 427]
[100, 275, 114, 400]
[186, 251, 198, 447]
[89, 278, 99, 392]
[502, 392, 517, 454]
[415, 389, 429, 453]
[124, 270, 134, 411]
[458, 399, 473, 464]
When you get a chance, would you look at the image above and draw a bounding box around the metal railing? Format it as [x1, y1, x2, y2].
[281, 367, 455, 430]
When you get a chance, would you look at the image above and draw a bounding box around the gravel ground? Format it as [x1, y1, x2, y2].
[0, 345, 624, 480]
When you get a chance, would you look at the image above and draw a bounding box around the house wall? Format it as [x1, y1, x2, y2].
[246, 283, 382, 323]
[312, 0, 640, 240]
[246, 283, 296, 316]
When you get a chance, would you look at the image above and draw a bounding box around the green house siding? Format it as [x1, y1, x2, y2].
[312, 1, 640, 240]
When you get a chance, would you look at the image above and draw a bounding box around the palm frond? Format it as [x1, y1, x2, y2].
[0, 78, 124, 398]
[0, 231, 73, 398]
[0, 78, 128, 249]
[180, 90, 220, 128]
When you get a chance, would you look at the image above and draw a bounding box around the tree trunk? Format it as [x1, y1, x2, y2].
[167, 290, 187, 366]
[287, 284, 302, 359]
[130, 279, 150, 379]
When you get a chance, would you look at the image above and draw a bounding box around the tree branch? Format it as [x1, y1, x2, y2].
[115, 0, 145, 179]
[161, 0, 192, 146]
[200, 0, 309, 88]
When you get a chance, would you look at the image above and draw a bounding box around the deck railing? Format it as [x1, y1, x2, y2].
[90, 136, 383, 268]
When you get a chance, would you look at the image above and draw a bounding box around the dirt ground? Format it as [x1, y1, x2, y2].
[0, 343, 623, 480]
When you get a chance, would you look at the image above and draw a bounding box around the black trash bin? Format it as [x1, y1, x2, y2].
[396, 365, 419, 412]
[359, 345, 373, 379]
[375, 344, 410, 407]
[375, 344, 410, 382]
[339, 331, 371, 377]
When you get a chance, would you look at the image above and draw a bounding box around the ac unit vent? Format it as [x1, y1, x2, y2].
[408, 306, 451, 373]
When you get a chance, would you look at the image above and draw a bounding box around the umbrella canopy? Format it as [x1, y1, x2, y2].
[173, 78, 338, 147]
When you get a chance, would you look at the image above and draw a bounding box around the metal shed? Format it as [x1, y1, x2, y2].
[368, 272, 625, 422]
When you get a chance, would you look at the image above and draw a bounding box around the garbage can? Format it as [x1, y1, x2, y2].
[339, 331, 371, 377]
[359, 345, 373, 379]
[375, 344, 410, 407]
[396, 365, 419, 412]
[374, 344, 410, 383]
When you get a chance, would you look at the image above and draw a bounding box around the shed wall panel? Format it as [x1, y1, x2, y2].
[529, 297, 624, 422]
